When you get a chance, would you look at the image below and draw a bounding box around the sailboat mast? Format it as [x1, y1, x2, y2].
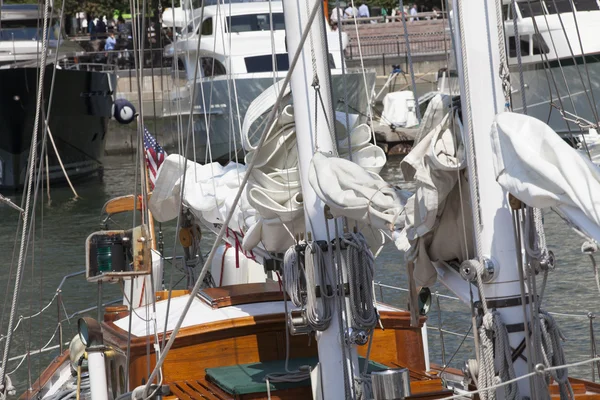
[281, 0, 360, 398]
[455, 0, 533, 396]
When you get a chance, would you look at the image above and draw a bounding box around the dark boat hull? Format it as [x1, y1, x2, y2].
[0, 66, 114, 190]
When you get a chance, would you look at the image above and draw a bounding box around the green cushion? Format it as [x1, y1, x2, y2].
[205, 356, 388, 395]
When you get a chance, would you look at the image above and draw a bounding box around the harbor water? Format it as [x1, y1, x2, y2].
[0, 153, 598, 395]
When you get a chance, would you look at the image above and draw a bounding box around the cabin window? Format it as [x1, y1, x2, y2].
[0, 19, 61, 41]
[200, 17, 213, 35]
[508, 35, 529, 58]
[244, 53, 336, 73]
[185, 19, 198, 35]
[573, 0, 600, 11]
[546, 0, 573, 14]
[201, 57, 226, 77]
[518, 1, 545, 18]
[532, 33, 549, 54]
[226, 13, 285, 33]
[244, 54, 289, 73]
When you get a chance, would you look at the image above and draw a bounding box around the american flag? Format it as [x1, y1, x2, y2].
[143, 127, 166, 189]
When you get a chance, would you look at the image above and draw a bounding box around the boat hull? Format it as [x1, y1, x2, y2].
[0, 67, 114, 190]
[510, 54, 600, 135]
[162, 70, 376, 162]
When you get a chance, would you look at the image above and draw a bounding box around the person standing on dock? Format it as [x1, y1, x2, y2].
[358, 2, 370, 22]
[104, 31, 116, 64]
[344, 4, 357, 18]
[87, 15, 96, 40]
[330, 4, 344, 26]
[96, 17, 107, 38]
[409, 4, 418, 21]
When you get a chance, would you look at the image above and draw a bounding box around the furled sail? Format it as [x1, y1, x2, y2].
[149, 79, 376, 254]
[492, 112, 600, 241]
[395, 97, 473, 287]
[309, 93, 474, 287]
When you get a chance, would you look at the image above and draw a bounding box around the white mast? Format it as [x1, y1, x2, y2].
[281, 0, 360, 398]
[454, 0, 533, 397]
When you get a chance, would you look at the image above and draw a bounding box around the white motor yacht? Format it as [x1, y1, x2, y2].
[503, 0, 600, 136]
[162, 1, 375, 162]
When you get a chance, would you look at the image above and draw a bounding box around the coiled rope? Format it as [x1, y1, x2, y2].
[539, 310, 575, 400]
[478, 312, 519, 400]
[282, 243, 334, 331]
[343, 232, 377, 331]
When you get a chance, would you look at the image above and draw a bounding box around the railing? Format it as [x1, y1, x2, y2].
[338, 11, 447, 25]
[61, 48, 173, 72]
[345, 32, 451, 61]
[374, 281, 600, 380]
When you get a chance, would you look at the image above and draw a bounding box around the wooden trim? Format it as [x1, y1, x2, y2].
[198, 283, 283, 309]
[155, 289, 190, 302]
[20, 350, 70, 400]
[102, 310, 425, 357]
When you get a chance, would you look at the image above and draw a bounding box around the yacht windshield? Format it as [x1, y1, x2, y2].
[518, 2, 545, 18]
[0, 19, 61, 41]
[515, 0, 598, 18]
[226, 13, 285, 33]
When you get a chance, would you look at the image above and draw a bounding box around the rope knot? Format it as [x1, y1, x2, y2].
[482, 312, 494, 331]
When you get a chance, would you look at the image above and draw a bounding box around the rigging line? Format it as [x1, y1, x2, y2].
[334, 0, 352, 157]
[125, 278, 135, 392]
[442, 0, 461, 97]
[532, 0, 588, 152]
[160, 2, 208, 351]
[513, 209, 538, 397]
[221, 0, 242, 168]
[143, 2, 326, 394]
[567, 1, 600, 126]
[0, 0, 50, 389]
[438, 324, 473, 377]
[332, 219, 355, 399]
[550, 0, 600, 126]
[510, 0, 528, 114]
[227, 0, 246, 161]
[347, 0, 376, 129]
[128, 0, 141, 234]
[523, 1, 576, 140]
[397, 0, 422, 122]
[21, 134, 54, 385]
[179, 0, 198, 170]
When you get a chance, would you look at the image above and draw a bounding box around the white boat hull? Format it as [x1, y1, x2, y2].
[511, 54, 600, 135]
[163, 70, 376, 162]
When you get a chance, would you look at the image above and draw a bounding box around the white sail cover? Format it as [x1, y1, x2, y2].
[309, 152, 409, 231]
[151, 78, 383, 254]
[396, 101, 473, 287]
[149, 155, 253, 231]
[492, 112, 600, 241]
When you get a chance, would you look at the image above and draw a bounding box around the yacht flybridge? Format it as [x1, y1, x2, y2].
[163, 1, 374, 162]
